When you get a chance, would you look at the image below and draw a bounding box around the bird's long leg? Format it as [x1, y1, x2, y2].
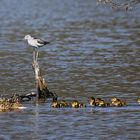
[33, 47, 38, 62]
[33, 49, 36, 63]
[35, 48, 39, 62]
[36, 50, 39, 62]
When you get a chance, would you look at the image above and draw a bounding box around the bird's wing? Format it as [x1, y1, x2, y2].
[37, 39, 45, 44]
[37, 39, 50, 45]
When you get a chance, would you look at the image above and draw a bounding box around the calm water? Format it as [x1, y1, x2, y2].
[0, 0, 140, 139]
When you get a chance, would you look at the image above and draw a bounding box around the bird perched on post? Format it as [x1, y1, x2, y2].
[24, 34, 50, 61]
[24, 34, 50, 48]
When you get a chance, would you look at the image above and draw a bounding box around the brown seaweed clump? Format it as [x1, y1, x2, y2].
[0, 98, 23, 112]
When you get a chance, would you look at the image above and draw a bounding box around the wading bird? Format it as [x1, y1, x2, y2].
[24, 34, 50, 61]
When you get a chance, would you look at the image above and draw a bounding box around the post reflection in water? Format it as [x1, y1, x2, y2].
[34, 104, 39, 139]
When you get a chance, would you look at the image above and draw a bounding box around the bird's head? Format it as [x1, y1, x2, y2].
[24, 34, 32, 40]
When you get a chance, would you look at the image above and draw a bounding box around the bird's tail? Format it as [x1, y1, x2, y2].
[44, 41, 50, 45]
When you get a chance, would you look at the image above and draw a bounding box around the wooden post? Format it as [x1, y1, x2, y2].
[32, 50, 57, 102]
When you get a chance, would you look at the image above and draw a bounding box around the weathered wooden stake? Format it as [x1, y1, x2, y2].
[32, 50, 57, 102]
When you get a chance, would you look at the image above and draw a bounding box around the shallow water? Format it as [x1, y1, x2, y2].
[0, 0, 140, 139]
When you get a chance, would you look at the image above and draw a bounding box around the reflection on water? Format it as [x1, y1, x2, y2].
[0, 0, 140, 139]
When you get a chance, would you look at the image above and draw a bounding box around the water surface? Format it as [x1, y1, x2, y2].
[0, 0, 140, 139]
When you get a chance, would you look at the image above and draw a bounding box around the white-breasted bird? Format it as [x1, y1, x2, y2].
[24, 34, 50, 61]
[24, 34, 50, 48]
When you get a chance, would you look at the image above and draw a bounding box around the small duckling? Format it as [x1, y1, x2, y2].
[88, 97, 96, 106]
[71, 100, 79, 108]
[111, 97, 121, 106]
[137, 98, 140, 105]
[111, 97, 126, 107]
[95, 98, 102, 106]
[59, 100, 69, 108]
[95, 98, 105, 107]
[71, 100, 85, 108]
[51, 101, 60, 108]
[95, 98, 110, 107]
[98, 100, 106, 107]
